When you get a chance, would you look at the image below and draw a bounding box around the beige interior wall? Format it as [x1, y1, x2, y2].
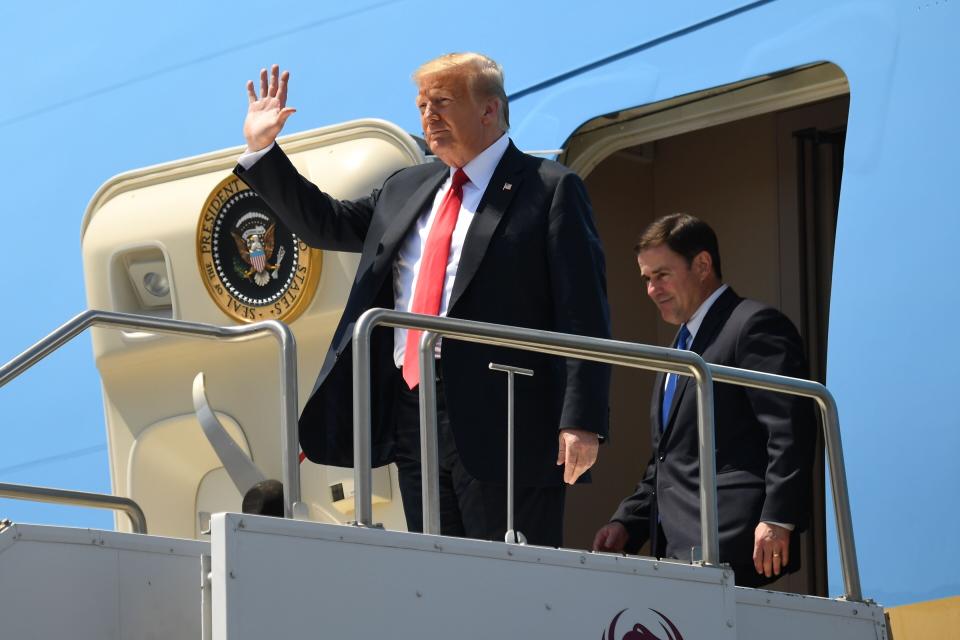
[564, 112, 785, 550]
[653, 113, 782, 314]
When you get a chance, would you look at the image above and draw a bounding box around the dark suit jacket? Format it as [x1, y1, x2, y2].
[235, 141, 611, 487]
[611, 287, 815, 578]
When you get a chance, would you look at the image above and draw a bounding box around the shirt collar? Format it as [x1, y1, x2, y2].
[454, 133, 509, 193]
[685, 283, 728, 342]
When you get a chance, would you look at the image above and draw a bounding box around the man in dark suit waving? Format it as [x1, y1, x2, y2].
[235, 54, 610, 546]
[593, 214, 814, 586]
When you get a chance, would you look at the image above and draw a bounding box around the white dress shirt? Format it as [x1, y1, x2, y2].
[392, 133, 509, 366]
[681, 283, 729, 346]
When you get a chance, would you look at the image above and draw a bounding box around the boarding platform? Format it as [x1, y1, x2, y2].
[0, 309, 887, 638]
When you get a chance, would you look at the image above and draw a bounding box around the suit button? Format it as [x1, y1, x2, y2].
[376, 243, 385, 255]
[659, 455, 665, 461]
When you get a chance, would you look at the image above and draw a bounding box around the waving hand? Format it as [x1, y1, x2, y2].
[243, 64, 296, 151]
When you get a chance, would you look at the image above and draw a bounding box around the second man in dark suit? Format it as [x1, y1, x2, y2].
[593, 214, 815, 586]
[236, 54, 610, 546]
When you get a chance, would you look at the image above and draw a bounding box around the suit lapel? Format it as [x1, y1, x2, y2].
[448, 142, 525, 311]
[660, 287, 742, 439]
[371, 165, 448, 274]
[688, 287, 741, 355]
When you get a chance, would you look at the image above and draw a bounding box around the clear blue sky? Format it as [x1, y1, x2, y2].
[2, 0, 956, 608]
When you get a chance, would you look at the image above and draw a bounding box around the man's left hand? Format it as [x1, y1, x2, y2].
[753, 522, 791, 578]
[556, 429, 599, 484]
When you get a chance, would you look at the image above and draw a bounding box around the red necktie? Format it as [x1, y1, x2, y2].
[402, 168, 470, 389]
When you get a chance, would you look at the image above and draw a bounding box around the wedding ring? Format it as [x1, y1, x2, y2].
[772, 552, 781, 557]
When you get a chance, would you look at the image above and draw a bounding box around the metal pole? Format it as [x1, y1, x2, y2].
[489, 363, 534, 545]
[267, 320, 301, 519]
[200, 554, 213, 640]
[352, 317, 374, 527]
[0, 482, 147, 533]
[691, 367, 719, 565]
[818, 395, 862, 602]
[507, 370, 515, 542]
[419, 331, 442, 535]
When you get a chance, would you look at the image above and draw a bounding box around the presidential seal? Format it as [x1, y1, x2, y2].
[197, 175, 321, 323]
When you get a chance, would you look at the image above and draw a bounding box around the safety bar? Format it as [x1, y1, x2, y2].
[0, 310, 301, 520]
[352, 308, 863, 602]
[351, 308, 718, 564]
[0, 482, 148, 534]
[488, 362, 534, 544]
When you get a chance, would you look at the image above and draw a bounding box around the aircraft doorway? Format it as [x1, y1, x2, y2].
[560, 64, 849, 596]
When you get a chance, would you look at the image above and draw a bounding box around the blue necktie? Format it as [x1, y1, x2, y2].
[661, 324, 691, 430]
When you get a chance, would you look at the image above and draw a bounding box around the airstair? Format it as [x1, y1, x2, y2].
[0, 309, 888, 639]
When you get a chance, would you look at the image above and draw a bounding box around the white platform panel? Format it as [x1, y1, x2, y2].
[211, 513, 738, 640]
[735, 587, 887, 640]
[0, 523, 207, 639]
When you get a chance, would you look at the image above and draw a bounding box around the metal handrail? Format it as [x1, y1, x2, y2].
[351, 308, 718, 563]
[352, 308, 863, 602]
[0, 482, 148, 534]
[708, 363, 861, 601]
[0, 310, 301, 520]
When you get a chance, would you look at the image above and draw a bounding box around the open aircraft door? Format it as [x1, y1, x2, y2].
[80, 119, 425, 538]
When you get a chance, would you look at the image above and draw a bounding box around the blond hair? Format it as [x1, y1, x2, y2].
[413, 52, 509, 131]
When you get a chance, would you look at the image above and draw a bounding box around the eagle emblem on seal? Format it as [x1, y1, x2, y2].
[230, 218, 286, 286]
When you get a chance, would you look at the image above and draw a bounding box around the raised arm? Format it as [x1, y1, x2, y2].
[243, 64, 297, 151]
[235, 65, 375, 252]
